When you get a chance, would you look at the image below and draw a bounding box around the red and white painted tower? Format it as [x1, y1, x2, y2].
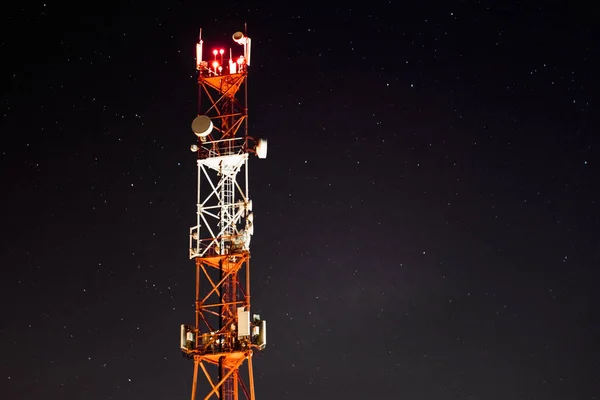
[180, 26, 268, 400]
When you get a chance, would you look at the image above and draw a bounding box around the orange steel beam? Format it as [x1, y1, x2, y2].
[199, 361, 220, 398]
[247, 356, 255, 400]
[191, 357, 200, 400]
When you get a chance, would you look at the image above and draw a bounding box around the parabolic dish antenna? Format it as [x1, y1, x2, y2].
[256, 139, 268, 159]
[191, 115, 213, 138]
[232, 31, 245, 44]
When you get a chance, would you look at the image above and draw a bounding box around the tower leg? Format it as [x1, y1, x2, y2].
[191, 357, 199, 400]
[233, 370, 239, 400]
[248, 356, 255, 400]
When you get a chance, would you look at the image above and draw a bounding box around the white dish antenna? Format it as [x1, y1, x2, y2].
[192, 115, 213, 138]
[232, 32, 246, 44]
[256, 139, 268, 159]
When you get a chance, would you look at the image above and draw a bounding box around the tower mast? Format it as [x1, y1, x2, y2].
[181, 27, 268, 400]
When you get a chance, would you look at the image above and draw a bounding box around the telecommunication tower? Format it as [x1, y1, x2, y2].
[180, 27, 268, 400]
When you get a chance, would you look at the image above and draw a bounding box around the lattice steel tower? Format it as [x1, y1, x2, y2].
[180, 27, 268, 400]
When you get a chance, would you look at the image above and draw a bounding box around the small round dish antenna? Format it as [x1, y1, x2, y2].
[192, 115, 213, 138]
[256, 138, 268, 159]
[232, 32, 246, 45]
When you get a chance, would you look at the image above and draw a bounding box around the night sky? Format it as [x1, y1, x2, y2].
[1, 1, 599, 399]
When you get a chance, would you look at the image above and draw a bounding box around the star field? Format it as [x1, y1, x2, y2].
[1, 1, 598, 399]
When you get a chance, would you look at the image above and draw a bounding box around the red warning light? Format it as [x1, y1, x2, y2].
[212, 49, 218, 56]
[219, 49, 224, 55]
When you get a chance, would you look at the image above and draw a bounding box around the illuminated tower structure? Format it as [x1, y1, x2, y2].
[180, 27, 268, 400]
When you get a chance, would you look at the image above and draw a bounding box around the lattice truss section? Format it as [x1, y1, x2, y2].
[195, 73, 248, 159]
[194, 255, 248, 337]
[189, 153, 254, 259]
[191, 352, 256, 400]
[199, 73, 247, 137]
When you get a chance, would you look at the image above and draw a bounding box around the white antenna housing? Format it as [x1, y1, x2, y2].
[196, 29, 203, 70]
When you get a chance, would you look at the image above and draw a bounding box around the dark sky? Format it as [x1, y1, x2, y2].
[1, 1, 599, 399]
